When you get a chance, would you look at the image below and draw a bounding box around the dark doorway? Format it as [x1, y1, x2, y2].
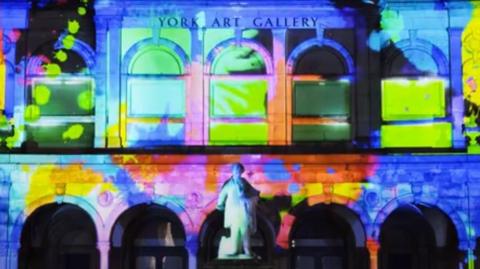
[109, 204, 187, 269]
[289, 203, 368, 269]
[18, 203, 99, 269]
[379, 204, 460, 269]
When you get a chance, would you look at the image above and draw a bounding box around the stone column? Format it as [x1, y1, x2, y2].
[94, 16, 122, 148]
[270, 29, 287, 145]
[186, 236, 198, 269]
[448, 27, 465, 149]
[97, 240, 110, 269]
[7, 243, 19, 269]
[0, 241, 7, 269]
[367, 239, 380, 269]
[186, 28, 205, 145]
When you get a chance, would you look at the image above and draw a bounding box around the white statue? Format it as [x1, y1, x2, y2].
[216, 163, 260, 259]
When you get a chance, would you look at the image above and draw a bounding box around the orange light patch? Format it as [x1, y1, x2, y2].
[26, 164, 115, 206]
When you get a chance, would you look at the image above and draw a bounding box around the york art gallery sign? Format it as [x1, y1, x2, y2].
[158, 16, 323, 28]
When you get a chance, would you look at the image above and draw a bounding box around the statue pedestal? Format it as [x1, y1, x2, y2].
[203, 257, 272, 269]
[217, 254, 256, 260]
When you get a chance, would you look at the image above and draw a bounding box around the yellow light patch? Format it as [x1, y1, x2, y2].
[0, 29, 5, 111]
[26, 164, 118, 206]
[305, 183, 324, 197]
[333, 183, 363, 200]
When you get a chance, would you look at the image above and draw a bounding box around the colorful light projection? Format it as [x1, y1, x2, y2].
[2, 0, 473, 149]
[463, 2, 480, 153]
[13, 153, 377, 248]
[2, 0, 94, 149]
[381, 78, 451, 148]
[2, 1, 480, 268]
[11, 152, 475, 265]
[0, 29, 4, 113]
[292, 80, 351, 142]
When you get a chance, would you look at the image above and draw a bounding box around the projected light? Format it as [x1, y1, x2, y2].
[382, 78, 445, 121]
[30, 77, 94, 116]
[294, 80, 350, 117]
[128, 79, 185, 117]
[211, 45, 266, 75]
[126, 121, 184, 146]
[381, 122, 452, 148]
[24, 77, 95, 147]
[209, 122, 268, 145]
[210, 79, 267, 118]
[129, 46, 183, 75]
[0, 58, 5, 111]
[25, 122, 94, 148]
[293, 123, 351, 142]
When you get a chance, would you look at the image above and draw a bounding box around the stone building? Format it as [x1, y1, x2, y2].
[1, 0, 480, 269]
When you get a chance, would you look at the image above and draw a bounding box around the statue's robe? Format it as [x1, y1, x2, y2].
[216, 177, 260, 257]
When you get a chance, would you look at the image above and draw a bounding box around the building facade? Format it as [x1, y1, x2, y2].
[1, 0, 480, 268]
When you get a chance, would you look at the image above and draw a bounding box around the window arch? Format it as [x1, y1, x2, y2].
[129, 46, 184, 75]
[24, 38, 95, 148]
[18, 203, 99, 269]
[122, 39, 189, 147]
[206, 40, 273, 145]
[289, 203, 368, 269]
[379, 204, 460, 269]
[287, 38, 354, 144]
[380, 40, 451, 148]
[110, 204, 187, 269]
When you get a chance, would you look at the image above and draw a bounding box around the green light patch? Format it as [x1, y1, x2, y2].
[212, 46, 266, 75]
[210, 80, 267, 118]
[129, 46, 183, 75]
[209, 122, 268, 145]
[33, 85, 51, 105]
[381, 122, 452, 148]
[204, 29, 235, 61]
[294, 80, 350, 116]
[62, 124, 84, 141]
[382, 79, 445, 121]
[467, 131, 480, 154]
[293, 124, 351, 142]
[121, 28, 191, 60]
[31, 79, 94, 116]
[26, 122, 93, 148]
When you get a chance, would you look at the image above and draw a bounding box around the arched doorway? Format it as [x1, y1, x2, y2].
[109, 204, 187, 269]
[379, 204, 460, 269]
[289, 203, 368, 269]
[18, 203, 99, 269]
[198, 208, 276, 269]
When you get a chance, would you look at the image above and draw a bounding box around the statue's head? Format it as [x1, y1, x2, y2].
[231, 162, 245, 179]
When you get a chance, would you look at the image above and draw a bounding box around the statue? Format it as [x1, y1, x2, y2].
[216, 163, 260, 259]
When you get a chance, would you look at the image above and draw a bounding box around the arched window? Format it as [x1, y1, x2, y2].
[18, 203, 99, 269]
[379, 204, 460, 269]
[288, 41, 352, 144]
[289, 204, 368, 269]
[380, 41, 451, 148]
[110, 204, 187, 269]
[198, 210, 275, 268]
[124, 43, 187, 147]
[25, 40, 95, 148]
[208, 43, 271, 145]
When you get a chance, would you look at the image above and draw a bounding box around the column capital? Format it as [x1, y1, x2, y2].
[366, 238, 380, 253]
